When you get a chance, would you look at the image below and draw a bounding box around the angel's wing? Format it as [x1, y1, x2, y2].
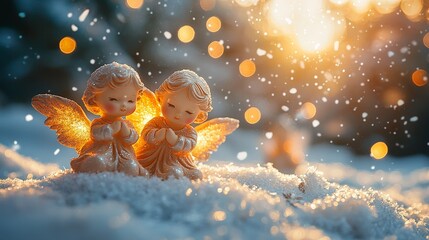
[31, 94, 91, 153]
[192, 117, 239, 161]
[127, 89, 161, 136]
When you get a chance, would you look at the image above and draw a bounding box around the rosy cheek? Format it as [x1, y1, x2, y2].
[104, 103, 116, 113]
[186, 117, 195, 124]
[162, 105, 171, 116]
[129, 105, 136, 114]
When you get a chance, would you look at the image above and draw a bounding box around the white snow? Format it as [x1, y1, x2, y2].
[0, 106, 428, 239]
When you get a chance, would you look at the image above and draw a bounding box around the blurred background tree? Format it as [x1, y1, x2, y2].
[1, 0, 428, 163]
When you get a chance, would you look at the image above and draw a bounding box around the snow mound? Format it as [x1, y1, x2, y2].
[0, 148, 428, 239]
[0, 144, 60, 179]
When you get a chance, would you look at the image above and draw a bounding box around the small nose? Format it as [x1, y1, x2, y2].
[120, 102, 127, 111]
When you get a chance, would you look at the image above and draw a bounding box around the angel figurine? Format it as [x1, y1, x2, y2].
[131, 69, 239, 180]
[32, 62, 149, 177]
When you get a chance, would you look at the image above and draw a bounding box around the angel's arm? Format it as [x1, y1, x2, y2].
[90, 120, 114, 142]
[141, 117, 165, 144]
[170, 128, 197, 154]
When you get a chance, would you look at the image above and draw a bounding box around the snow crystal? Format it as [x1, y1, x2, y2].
[71, 24, 78, 32]
[24, 114, 33, 122]
[289, 88, 297, 94]
[281, 105, 289, 112]
[79, 9, 90, 22]
[410, 116, 418, 122]
[256, 48, 266, 56]
[164, 31, 172, 39]
[54, 149, 60, 156]
[237, 151, 248, 160]
[265, 132, 273, 139]
[312, 120, 320, 127]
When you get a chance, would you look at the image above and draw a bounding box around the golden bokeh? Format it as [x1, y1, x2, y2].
[126, 0, 144, 9]
[208, 41, 224, 58]
[212, 211, 226, 221]
[370, 142, 388, 160]
[200, 0, 216, 11]
[59, 36, 76, 54]
[374, 0, 401, 14]
[301, 102, 317, 119]
[206, 16, 222, 32]
[239, 59, 256, 77]
[177, 25, 195, 43]
[245, 107, 261, 124]
[412, 69, 428, 87]
[400, 0, 423, 18]
[423, 32, 429, 48]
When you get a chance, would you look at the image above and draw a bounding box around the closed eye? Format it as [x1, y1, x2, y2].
[128, 100, 135, 103]
[109, 98, 118, 101]
[186, 111, 194, 115]
[168, 103, 175, 108]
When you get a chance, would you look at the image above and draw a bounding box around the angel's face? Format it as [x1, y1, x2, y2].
[94, 83, 138, 118]
[160, 89, 201, 130]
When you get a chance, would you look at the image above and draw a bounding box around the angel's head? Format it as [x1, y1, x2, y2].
[155, 69, 213, 129]
[83, 62, 145, 117]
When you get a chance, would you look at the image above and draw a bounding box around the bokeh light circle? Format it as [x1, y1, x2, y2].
[301, 102, 317, 119]
[412, 69, 428, 87]
[59, 36, 76, 54]
[370, 142, 388, 160]
[126, 0, 144, 9]
[206, 16, 222, 32]
[208, 41, 224, 58]
[245, 107, 261, 124]
[239, 59, 256, 77]
[178, 25, 195, 43]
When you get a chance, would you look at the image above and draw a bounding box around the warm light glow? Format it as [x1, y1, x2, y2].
[374, 0, 401, 14]
[266, 0, 346, 53]
[370, 142, 388, 159]
[423, 32, 429, 48]
[351, 0, 372, 14]
[401, 0, 423, 18]
[329, 0, 349, 5]
[192, 118, 239, 161]
[59, 37, 76, 54]
[212, 211, 227, 221]
[126, 0, 144, 9]
[412, 69, 428, 87]
[383, 88, 405, 106]
[208, 41, 224, 58]
[245, 107, 261, 124]
[282, 140, 302, 165]
[235, 0, 259, 7]
[177, 25, 195, 43]
[200, 0, 216, 11]
[239, 59, 256, 77]
[300, 102, 317, 119]
[206, 16, 222, 32]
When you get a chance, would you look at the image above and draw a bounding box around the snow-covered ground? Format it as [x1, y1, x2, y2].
[1, 105, 428, 239]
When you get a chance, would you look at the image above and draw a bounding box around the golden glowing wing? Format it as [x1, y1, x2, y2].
[31, 94, 91, 153]
[192, 117, 239, 161]
[127, 89, 161, 136]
